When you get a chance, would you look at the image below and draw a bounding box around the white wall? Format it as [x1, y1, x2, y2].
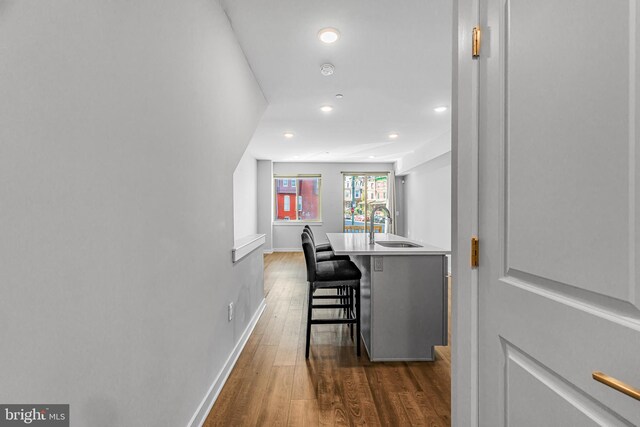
[394, 175, 406, 237]
[233, 151, 258, 239]
[257, 159, 274, 252]
[400, 152, 452, 265]
[270, 162, 394, 250]
[0, 1, 266, 426]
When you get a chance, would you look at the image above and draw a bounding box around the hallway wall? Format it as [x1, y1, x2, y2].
[233, 150, 259, 239]
[400, 152, 452, 270]
[257, 159, 274, 252]
[0, 1, 266, 425]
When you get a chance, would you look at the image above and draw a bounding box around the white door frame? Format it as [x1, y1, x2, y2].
[452, 0, 480, 425]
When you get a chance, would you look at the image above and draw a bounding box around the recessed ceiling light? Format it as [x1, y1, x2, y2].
[320, 105, 333, 113]
[388, 132, 399, 139]
[320, 64, 335, 76]
[434, 106, 448, 113]
[368, 155, 376, 159]
[335, 94, 344, 99]
[283, 132, 294, 138]
[318, 28, 340, 44]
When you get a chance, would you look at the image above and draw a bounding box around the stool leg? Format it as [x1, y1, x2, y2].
[350, 287, 353, 318]
[355, 284, 361, 357]
[346, 286, 350, 318]
[305, 283, 313, 359]
[349, 287, 354, 341]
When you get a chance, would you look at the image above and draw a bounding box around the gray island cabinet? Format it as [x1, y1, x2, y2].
[326, 233, 449, 361]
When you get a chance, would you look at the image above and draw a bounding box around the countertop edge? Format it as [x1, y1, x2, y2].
[326, 233, 451, 256]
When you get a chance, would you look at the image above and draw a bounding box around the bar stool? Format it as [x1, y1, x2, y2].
[303, 225, 333, 252]
[301, 232, 361, 358]
[302, 228, 351, 316]
[302, 228, 349, 262]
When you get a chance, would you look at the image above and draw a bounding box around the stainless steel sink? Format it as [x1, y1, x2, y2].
[375, 241, 423, 248]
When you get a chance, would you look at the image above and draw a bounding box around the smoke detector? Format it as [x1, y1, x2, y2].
[320, 63, 335, 76]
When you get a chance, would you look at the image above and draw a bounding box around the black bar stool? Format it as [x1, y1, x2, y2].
[302, 228, 351, 316]
[303, 225, 332, 252]
[301, 232, 361, 358]
[302, 228, 349, 262]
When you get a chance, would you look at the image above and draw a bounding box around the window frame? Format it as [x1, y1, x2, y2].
[273, 174, 322, 223]
[342, 172, 391, 233]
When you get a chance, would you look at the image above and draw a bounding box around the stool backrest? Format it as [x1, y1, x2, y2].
[302, 227, 316, 246]
[301, 232, 317, 282]
[304, 225, 314, 239]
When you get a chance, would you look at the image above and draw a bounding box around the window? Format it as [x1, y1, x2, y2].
[274, 175, 322, 221]
[343, 173, 390, 233]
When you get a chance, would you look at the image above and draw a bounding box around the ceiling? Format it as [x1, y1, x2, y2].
[221, 0, 452, 163]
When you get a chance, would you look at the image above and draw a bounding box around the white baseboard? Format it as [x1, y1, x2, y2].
[273, 248, 303, 252]
[263, 249, 274, 255]
[187, 298, 266, 427]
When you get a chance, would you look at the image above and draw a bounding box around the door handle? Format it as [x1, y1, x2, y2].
[592, 371, 640, 401]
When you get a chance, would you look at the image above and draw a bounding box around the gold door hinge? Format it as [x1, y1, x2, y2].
[471, 236, 479, 268]
[472, 26, 481, 58]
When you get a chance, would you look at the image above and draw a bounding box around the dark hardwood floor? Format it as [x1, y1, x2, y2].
[204, 252, 451, 426]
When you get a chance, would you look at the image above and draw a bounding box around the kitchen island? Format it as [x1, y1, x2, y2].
[326, 233, 450, 361]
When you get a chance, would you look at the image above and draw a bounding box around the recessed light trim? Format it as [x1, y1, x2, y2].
[335, 93, 344, 99]
[434, 106, 448, 113]
[388, 132, 399, 139]
[320, 105, 334, 113]
[318, 27, 340, 44]
[283, 132, 294, 139]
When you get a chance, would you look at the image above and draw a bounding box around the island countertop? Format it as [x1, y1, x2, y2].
[326, 233, 450, 256]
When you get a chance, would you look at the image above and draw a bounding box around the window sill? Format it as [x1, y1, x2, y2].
[273, 221, 323, 226]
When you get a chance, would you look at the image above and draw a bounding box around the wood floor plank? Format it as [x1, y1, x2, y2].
[413, 391, 451, 426]
[399, 391, 429, 426]
[205, 344, 278, 426]
[407, 365, 451, 418]
[274, 308, 303, 366]
[316, 363, 348, 426]
[287, 399, 320, 427]
[260, 298, 291, 346]
[291, 362, 317, 400]
[255, 366, 295, 426]
[204, 252, 451, 426]
[371, 362, 422, 393]
[340, 366, 382, 426]
[387, 392, 414, 426]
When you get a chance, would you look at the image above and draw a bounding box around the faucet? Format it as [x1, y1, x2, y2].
[370, 205, 392, 244]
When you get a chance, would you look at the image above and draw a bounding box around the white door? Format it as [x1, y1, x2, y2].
[478, 0, 640, 425]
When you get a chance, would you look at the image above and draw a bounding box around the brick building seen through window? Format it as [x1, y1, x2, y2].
[274, 176, 321, 221]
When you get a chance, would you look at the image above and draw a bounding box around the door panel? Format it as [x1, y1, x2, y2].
[494, 284, 639, 424]
[506, 0, 636, 303]
[505, 341, 632, 427]
[479, 0, 640, 425]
